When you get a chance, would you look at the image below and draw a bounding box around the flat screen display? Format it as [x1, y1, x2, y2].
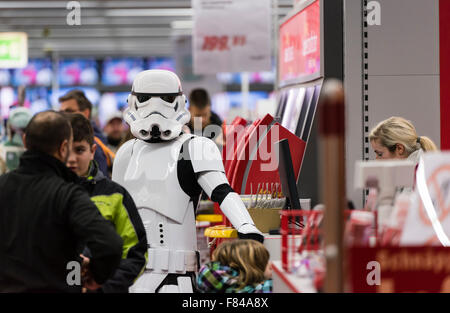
[27, 87, 51, 114]
[281, 87, 307, 134]
[279, 0, 321, 86]
[216, 71, 275, 84]
[59, 58, 99, 86]
[102, 58, 145, 86]
[211, 91, 269, 121]
[295, 84, 322, 142]
[0, 70, 12, 86]
[147, 57, 175, 72]
[52, 87, 100, 108]
[275, 89, 289, 119]
[12, 58, 52, 86]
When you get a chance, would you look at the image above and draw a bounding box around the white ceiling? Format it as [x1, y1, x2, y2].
[0, 0, 294, 58]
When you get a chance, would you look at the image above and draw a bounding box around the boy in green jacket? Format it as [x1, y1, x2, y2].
[65, 113, 148, 293]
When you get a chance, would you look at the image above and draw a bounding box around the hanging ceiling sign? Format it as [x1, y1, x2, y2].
[192, 0, 272, 75]
[0, 32, 28, 69]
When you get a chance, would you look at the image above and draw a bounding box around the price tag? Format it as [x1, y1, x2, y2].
[192, 0, 272, 75]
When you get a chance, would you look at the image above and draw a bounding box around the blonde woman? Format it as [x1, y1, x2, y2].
[197, 239, 272, 293]
[369, 116, 438, 164]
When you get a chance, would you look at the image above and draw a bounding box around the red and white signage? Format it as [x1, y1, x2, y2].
[192, 0, 272, 75]
[399, 152, 450, 246]
[279, 0, 321, 85]
[349, 247, 450, 293]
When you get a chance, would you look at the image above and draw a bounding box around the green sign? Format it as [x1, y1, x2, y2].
[0, 32, 28, 68]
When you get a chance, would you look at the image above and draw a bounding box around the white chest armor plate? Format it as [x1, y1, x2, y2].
[124, 134, 192, 224]
[116, 134, 198, 274]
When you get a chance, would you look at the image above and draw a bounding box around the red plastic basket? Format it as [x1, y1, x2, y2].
[280, 209, 378, 273]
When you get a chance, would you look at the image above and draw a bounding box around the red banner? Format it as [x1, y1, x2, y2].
[279, 0, 321, 85]
[440, 0, 450, 150]
[348, 247, 450, 293]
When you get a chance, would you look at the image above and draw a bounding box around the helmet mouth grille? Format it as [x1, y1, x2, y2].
[150, 125, 161, 138]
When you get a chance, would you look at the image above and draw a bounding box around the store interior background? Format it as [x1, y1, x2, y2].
[0, 0, 443, 210]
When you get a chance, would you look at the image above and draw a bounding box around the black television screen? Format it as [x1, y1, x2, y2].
[296, 85, 321, 142]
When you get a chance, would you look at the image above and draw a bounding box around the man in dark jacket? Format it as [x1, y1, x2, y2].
[0, 110, 123, 293]
[59, 89, 114, 178]
[66, 113, 148, 293]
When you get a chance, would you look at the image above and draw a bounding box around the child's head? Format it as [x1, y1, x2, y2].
[212, 239, 271, 287]
[65, 113, 97, 177]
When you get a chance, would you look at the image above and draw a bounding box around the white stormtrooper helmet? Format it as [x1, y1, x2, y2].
[123, 69, 190, 141]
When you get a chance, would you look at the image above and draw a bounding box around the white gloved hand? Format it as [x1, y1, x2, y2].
[237, 223, 264, 243]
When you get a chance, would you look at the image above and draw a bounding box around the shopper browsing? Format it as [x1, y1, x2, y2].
[0, 107, 33, 173]
[65, 113, 148, 293]
[59, 89, 115, 178]
[0, 111, 123, 292]
[197, 240, 273, 293]
[369, 116, 438, 164]
[103, 111, 126, 153]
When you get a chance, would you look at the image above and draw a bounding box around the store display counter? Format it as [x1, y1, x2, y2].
[272, 260, 317, 293]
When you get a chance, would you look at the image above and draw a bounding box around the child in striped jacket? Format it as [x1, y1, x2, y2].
[197, 239, 272, 293]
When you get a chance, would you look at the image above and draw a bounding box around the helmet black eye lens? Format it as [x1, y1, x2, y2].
[160, 95, 176, 103]
[133, 92, 181, 104]
[137, 95, 151, 103]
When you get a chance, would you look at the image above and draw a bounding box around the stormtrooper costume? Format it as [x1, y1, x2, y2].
[112, 70, 263, 293]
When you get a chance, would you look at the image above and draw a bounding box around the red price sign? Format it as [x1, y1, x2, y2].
[201, 35, 247, 51]
[279, 0, 321, 84]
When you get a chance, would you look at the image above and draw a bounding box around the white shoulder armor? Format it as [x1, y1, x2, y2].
[187, 136, 224, 173]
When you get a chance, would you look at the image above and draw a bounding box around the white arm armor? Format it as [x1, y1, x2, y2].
[197, 171, 262, 236]
[188, 136, 263, 237]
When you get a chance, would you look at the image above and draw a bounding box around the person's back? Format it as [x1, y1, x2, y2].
[0, 111, 123, 292]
